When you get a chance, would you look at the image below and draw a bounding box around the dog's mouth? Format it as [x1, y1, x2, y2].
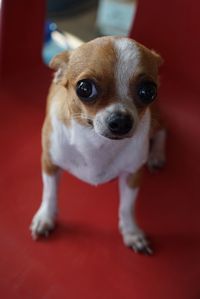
[87, 119, 93, 126]
[98, 132, 133, 140]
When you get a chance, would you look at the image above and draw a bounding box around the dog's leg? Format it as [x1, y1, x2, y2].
[30, 165, 60, 240]
[148, 128, 166, 171]
[118, 171, 153, 255]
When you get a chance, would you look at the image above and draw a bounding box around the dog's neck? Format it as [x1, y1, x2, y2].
[50, 104, 151, 185]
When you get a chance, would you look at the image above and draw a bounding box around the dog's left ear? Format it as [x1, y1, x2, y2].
[151, 50, 164, 67]
[49, 51, 70, 84]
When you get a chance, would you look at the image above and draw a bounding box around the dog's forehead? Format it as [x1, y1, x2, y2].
[68, 37, 115, 77]
[114, 38, 141, 75]
[68, 37, 141, 79]
[113, 38, 141, 98]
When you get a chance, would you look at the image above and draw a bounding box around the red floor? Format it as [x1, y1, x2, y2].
[0, 65, 200, 298]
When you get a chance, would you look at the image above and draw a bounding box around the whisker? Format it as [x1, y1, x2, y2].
[72, 113, 93, 120]
[71, 113, 94, 128]
[71, 114, 93, 121]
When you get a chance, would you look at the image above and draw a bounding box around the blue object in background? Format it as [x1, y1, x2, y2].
[43, 21, 68, 65]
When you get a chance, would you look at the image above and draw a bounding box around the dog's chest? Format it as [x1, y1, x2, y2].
[50, 110, 150, 185]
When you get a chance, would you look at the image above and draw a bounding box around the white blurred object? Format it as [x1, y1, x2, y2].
[52, 31, 84, 50]
[97, 0, 137, 36]
[43, 30, 84, 65]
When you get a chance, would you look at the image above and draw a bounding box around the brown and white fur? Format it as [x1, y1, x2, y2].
[30, 36, 166, 255]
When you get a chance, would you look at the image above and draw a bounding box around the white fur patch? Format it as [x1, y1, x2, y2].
[49, 101, 151, 186]
[30, 172, 59, 238]
[119, 172, 139, 234]
[114, 38, 141, 100]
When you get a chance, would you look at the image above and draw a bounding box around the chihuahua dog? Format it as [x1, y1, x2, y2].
[30, 36, 166, 255]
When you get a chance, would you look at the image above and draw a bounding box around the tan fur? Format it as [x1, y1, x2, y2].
[136, 42, 164, 135]
[150, 104, 165, 138]
[127, 168, 143, 189]
[129, 41, 164, 137]
[64, 38, 118, 122]
[41, 84, 68, 175]
[47, 38, 119, 127]
[42, 115, 58, 175]
[49, 51, 70, 70]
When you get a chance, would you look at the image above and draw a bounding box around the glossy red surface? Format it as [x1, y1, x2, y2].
[0, 1, 199, 298]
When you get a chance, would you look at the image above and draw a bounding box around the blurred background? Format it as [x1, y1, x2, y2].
[43, 0, 137, 64]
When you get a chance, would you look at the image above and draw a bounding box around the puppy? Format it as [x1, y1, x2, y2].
[30, 36, 166, 255]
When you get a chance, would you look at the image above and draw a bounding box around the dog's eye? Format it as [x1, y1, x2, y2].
[76, 79, 98, 102]
[137, 81, 157, 104]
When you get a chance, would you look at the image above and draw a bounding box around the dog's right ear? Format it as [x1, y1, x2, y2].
[49, 51, 70, 84]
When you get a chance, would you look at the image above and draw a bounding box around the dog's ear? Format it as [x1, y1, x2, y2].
[49, 51, 70, 84]
[151, 50, 164, 67]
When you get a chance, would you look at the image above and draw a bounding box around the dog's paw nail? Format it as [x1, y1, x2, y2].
[123, 232, 153, 256]
[31, 224, 54, 240]
[31, 232, 38, 241]
[131, 242, 153, 256]
[133, 245, 153, 256]
[148, 157, 166, 172]
[30, 211, 55, 240]
[44, 230, 50, 238]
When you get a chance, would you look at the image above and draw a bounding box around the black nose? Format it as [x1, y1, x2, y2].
[107, 112, 133, 135]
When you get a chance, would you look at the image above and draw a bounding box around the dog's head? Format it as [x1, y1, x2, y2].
[50, 36, 162, 140]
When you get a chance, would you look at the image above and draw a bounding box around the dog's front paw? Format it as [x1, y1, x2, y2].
[122, 231, 153, 255]
[30, 208, 56, 240]
[147, 151, 166, 172]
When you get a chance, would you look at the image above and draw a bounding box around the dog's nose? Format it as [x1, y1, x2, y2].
[107, 112, 133, 135]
